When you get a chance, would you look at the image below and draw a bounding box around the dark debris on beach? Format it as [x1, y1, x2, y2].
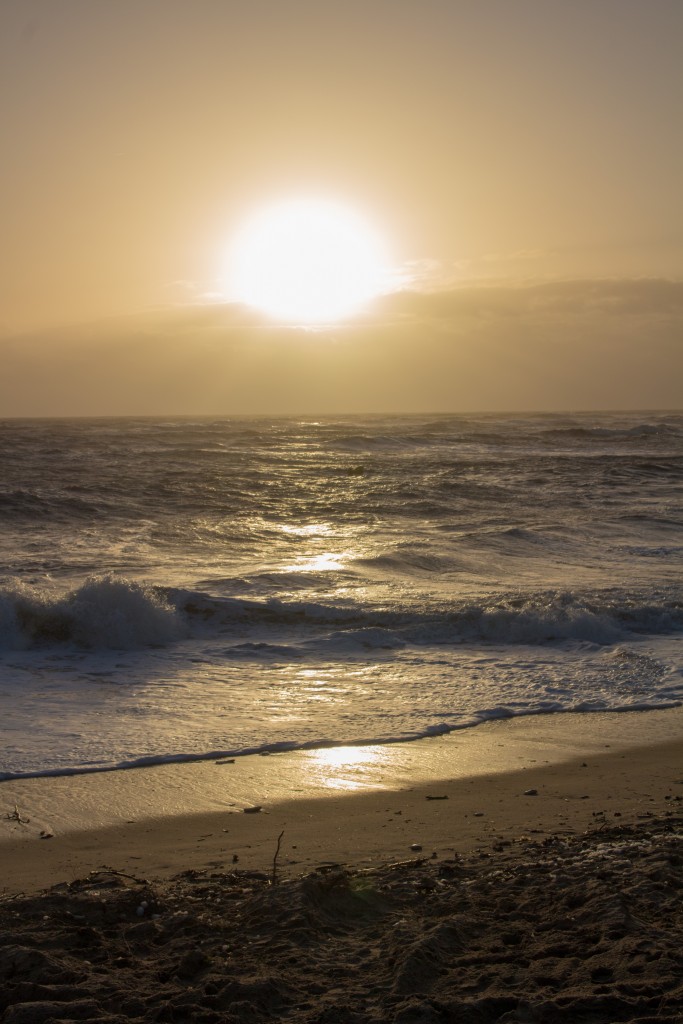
[1, 816, 682, 1024]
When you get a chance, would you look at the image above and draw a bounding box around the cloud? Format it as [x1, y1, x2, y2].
[375, 277, 683, 321]
[396, 249, 548, 291]
[1, 278, 681, 416]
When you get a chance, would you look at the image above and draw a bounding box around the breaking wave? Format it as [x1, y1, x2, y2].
[0, 576, 185, 650]
[2, 576, 681, 652]
[175, 586, 683, 649]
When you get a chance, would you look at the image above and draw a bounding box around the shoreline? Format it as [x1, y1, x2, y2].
[2, 706, 682, 895]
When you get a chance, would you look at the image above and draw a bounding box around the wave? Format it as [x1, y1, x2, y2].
[624, 545, 683, 558]
[1, 575, 681, 652]
[0, 488, 103, 521]
[222, 641, 307, 659]
[177, 587, 683, 648]
[541, 421, 683, 441]
[0, 576, 185, 650]
[2, 698, 679, 782]
[354, 550, 458, 575]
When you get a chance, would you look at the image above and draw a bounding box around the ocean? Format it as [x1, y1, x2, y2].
[1, 412, 682, 781]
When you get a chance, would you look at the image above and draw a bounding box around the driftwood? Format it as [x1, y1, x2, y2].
[5, 804, 29, 824]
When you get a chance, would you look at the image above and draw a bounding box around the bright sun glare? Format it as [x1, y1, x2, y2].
[227, 198, 389, 324]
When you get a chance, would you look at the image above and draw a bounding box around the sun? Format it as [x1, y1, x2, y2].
[226, 197, 389, 324]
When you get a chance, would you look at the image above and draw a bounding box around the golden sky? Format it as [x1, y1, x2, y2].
[1, 0, 682, 414]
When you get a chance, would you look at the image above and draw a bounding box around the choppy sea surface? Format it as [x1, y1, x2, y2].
[1, 412, 682, 780]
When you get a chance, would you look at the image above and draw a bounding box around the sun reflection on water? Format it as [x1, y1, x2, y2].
[303, 744, 388, 791]
[279, 522, 334, 537]
[284, 552, 348, 572]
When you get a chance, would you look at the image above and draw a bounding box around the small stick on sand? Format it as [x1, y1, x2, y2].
[272, 829, 285, 886]
[5, 805, 29, 825]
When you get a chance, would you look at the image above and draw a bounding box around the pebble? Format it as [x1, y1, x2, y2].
[524, 789, 538, 796]
[410, 843, 422, 852]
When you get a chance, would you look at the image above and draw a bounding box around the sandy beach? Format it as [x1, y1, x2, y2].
[1, 709, 682, 1022]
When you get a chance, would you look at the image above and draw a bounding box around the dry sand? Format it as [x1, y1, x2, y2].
[1, 709, 682, 1022]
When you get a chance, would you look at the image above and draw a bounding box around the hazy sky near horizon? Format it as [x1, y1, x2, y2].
[1, 0, 682, 414]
